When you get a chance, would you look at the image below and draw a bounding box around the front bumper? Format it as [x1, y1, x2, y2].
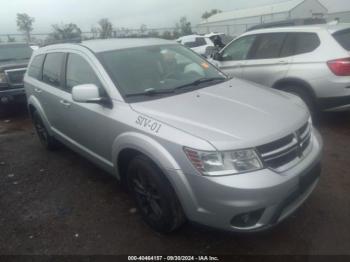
[167, 130, 323, 232]
[0, 88, 26, 104]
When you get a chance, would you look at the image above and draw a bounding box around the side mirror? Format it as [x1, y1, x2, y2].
[213, 50, 223, 61]
[72, 84, 107, 104]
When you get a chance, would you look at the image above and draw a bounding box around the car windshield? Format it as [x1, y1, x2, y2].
[0, 44, 33, 61]
[98, 44, 226, 100]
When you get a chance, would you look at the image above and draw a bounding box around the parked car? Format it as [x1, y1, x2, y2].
[210, 24, 350, 114]
[247, 18, 327, 31]
[177, 35, 215, 57]
[205, 32, 232, 48]
[25, 38, 322, 233]
[0, 43, 33, 114]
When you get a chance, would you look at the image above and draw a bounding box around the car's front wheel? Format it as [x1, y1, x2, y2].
[32, 110, 59, 150]
[127, 155, 186, 233]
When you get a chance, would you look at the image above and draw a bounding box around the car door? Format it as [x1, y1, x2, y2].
[241, 33, 292, 87]
[211, 35, 256, 78]
[56, 52, 116, 161]
[39, 52, 68, 132]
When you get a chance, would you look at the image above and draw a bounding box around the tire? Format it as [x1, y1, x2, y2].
[282, 85, 319, 119]
[127, 155, 186, 233]
[32, 110, 59, 150]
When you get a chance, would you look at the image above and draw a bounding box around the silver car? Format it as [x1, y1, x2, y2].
[24, 38, 322, 233]
[210, 23, 350, 114]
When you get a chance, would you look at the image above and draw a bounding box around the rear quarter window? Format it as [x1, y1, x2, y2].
[280, 33, 320, 57]
[333, 29, 350, 51]
[28, 55, 45, 80]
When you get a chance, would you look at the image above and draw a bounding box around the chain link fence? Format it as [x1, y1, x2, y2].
[0, 22, 262, 45]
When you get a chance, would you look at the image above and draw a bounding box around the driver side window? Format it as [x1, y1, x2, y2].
[66, 53, 106, 96]
[221, 35, 256, 61]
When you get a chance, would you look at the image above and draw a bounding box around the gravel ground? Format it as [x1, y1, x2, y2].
[0, 107, 350, 255]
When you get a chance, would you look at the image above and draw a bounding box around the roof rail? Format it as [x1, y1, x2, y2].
[41, 37, 82, 47]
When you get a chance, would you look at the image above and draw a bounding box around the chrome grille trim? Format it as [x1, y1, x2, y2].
[257, 121, 312, 171]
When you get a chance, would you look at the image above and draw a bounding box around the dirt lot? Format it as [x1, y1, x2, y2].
[0, 106, 350, 255]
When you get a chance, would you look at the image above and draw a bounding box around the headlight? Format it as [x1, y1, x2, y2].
[0, 72, 7, 84]
[184, 147, 263, 176]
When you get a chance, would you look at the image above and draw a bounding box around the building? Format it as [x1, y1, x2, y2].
[198, 0, 328, 36]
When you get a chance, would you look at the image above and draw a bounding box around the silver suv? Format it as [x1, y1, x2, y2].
[24, 38, 322, 233]
[210, 24, 350, 114]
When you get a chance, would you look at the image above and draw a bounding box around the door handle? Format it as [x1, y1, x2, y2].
[34, 88, 42, 93]
[60, 100, 71, 107]
[278, 61, 288, 65]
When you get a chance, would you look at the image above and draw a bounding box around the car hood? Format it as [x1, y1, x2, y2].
[130, 78, 309, 151]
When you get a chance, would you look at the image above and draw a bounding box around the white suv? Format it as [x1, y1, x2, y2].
[210, 24, 350, 114]
[177, 35, 214, 57]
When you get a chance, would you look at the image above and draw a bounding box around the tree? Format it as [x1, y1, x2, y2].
[97, 19, 113, 39]
[201, 9, 222, 20]
[49, 23, 82, 41]
[140, 24, 148, 36]
[176, 16, 192, 36]
[16, 13, 35, 43]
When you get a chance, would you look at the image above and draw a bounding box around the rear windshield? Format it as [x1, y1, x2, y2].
[0, 44, 33, 62]
[333, 29, 350, 51]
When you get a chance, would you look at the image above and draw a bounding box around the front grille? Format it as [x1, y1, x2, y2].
[5, 68, 26, 86]
[257, 121, 312, 170]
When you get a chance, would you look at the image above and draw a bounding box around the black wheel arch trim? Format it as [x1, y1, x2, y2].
[272, 77, 317, 102]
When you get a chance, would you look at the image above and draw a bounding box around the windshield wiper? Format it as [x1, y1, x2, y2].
[125, 88, 175, 98]
[173, 77, 227, 91]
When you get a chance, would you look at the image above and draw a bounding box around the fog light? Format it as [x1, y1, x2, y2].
[231, 209, 264, 228]
[0, 96, 10, 104]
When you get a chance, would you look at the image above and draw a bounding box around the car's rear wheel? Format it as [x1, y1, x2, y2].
[282, 85, 319, 119]
[127, 155, 185, 233]
[32, 110, 59, 150]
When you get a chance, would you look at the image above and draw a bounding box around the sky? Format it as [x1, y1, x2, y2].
[0, 0, 347, 34]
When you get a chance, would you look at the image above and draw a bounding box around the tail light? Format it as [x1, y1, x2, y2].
[327, 58, 350, 76]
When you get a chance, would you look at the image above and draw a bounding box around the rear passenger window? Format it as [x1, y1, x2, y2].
[280, 33, 320, 57]
[249, 33, 286, 59]
[28, 55, 45, 80]
[333, 29, 350, 51]
[42, 53, 65, 87]
[66, 53, 102, 91]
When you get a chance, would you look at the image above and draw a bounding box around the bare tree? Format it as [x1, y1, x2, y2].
[16, 13, 35, 43]
[140, 24, 148, 35]
[176, 16, 192, 36]
[49, 23, 82, 41]
[98, 19, 113, 39]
